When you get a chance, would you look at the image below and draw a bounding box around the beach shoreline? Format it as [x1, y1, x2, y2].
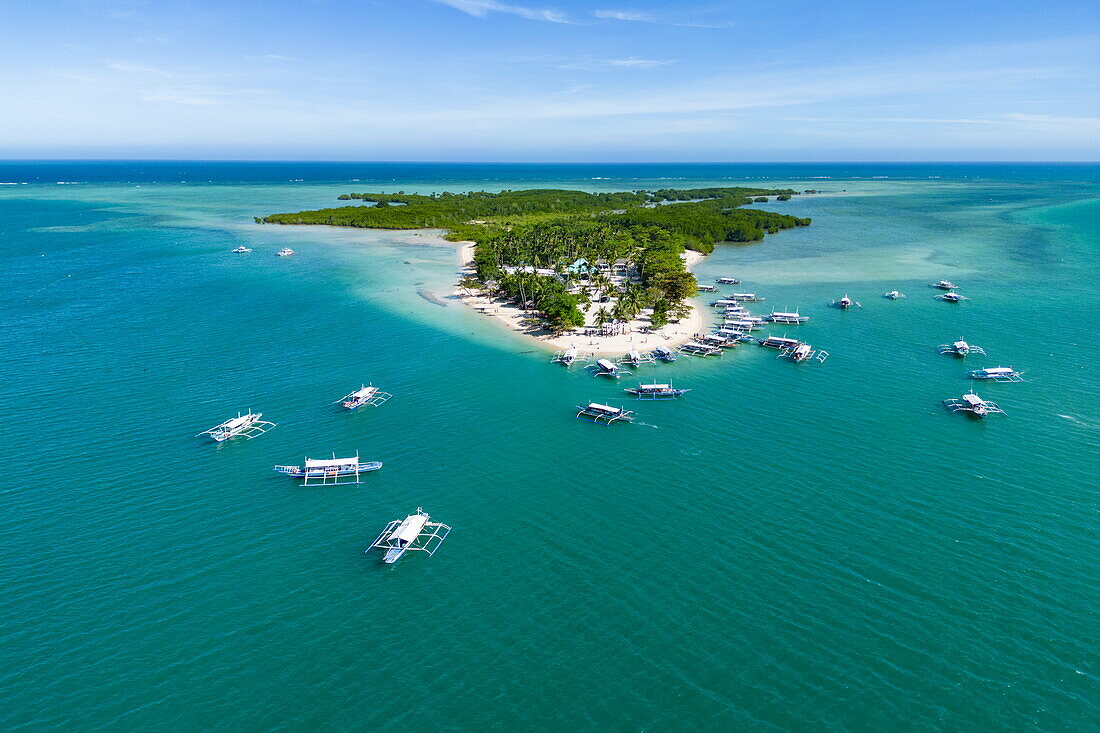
[451, 243, 707, 356]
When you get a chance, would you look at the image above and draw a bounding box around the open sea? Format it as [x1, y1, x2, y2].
[0, 161, 1097, 731]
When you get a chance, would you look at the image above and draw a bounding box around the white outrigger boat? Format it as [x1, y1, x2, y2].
[696, 333, 740, 349]
[619, 348, 655, 367]
[231, 246, 252, 254]
[196, 410, 275, 442]
[831, 294, 861, 309]
[758, 335, 801, 350]
[779, 342, 828, 363]
[943, 391, 1006, 418]
[651, 346, 677, 362]
[935, 291, 969, 302]
[766, 309, 809, 324]
[728, 292, 764, 302]
[969, 366, 1022, 382]
[367, 508, 451, 564]
[938, 339, 986, 357]
[273, 453, 382, 486]
[576, 402, 635, 424]
[589, 358, 630, 379]
[334, 384, 392, 409]
[883, 290, 906, 299]
[711, 299, 745, 308]
[276, 247, 296, 256]
[716, 276, 741, 285]
[624, 382, 690, 399]
[932, 279, 959, 290]
[552, 345, 584, 366]
[697, 284, 719, 292]
[679, 342, 722, 357]
[722, 318, 764, 332]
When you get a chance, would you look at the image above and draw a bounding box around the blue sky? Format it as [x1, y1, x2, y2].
[1, 0, 1098, 160]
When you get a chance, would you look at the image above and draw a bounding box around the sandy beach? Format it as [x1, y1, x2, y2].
[452, 244, 707, 356]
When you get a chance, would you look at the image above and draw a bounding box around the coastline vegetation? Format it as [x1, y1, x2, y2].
[257, 187, 810, 332]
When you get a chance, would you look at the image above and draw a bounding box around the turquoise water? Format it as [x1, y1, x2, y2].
[1, 163, 1097, 730]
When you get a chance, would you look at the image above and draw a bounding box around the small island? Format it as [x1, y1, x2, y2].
[257, 187, 810, 352]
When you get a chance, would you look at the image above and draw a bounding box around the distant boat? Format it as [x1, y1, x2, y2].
[334, 384, 392, 409]
[938, 339, 985, 357]
[366, 508, 451, 564]
[943, 391, 1005, 419]
[588, 358, 630, 378]
[831, 294, 861, 309]
[552, 346, 577, 365]
[932, 279, 958, 290]
[231, 246, 252, 254]
[575, 402, 635, 424]
[195, 410, 275, 442]
[883, 290, 906, 299]
[624, 382, 690, 399]
[766, 309, 809, 324]
[935, 291, 969, 303]
[274, 453, 382, 486]
[715, 276, 741, 285]
[969, 366, 1022, 382]
[276, 248, 296, 256]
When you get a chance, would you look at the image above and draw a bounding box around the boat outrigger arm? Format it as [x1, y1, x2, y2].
[367, 508, 451, 564]
[195, 411, 276, 442]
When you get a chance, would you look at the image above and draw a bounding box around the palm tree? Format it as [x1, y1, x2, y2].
[593, 307, 611, 328]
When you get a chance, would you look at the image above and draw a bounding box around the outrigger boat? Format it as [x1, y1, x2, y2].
[589, 358, 630, 379]
[969, 366, 1022, 382]
[766, 310, 809, 324]
[722, 319, 764, 331]
[943, 391, 1006, 418]
[938, 339, 985, 356]
[831, 294, 861, 309]
[334, 384, 392, 409]
[196, 410, 275, 442]
[576, 402, 635, 424]
[714, 328, 752, 342]
[273, 453, 382, 486]
[697, 284, 719, 292]
[935, 291, 969, 302]
[883, 290, 906, 299]
[697, 333, 739, 348]
[728, 293, 764, 302]
[619, 348, 655, 367]
[231, 246, 252, 253]
[366, 508, 451, 564]
[716, 277, 741, 285]
[932, 280, 959, 290]
[758, 335, 801, 350]
[552, 345, 583, 366]
[276, 248, 296, 256]
[779, 342, 828, 363]
[624, 382, 690, 400]
[711, 299, 746, 308]
[651, 346, 677, 362]
[679, 342, 722, 357]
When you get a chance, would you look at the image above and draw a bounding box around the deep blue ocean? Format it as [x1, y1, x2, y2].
[0, 161, 1097, 731]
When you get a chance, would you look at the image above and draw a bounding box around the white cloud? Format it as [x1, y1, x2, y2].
[433, 0, 569, 23]
[106, 61, 172, 77]
[557, 57, 673, 70]
[593, 9, 653, 22]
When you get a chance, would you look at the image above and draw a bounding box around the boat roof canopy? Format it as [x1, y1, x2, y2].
[388, 513, 430, 544]
[588, 403, 619, 413]
[305, 456, 359, 468]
